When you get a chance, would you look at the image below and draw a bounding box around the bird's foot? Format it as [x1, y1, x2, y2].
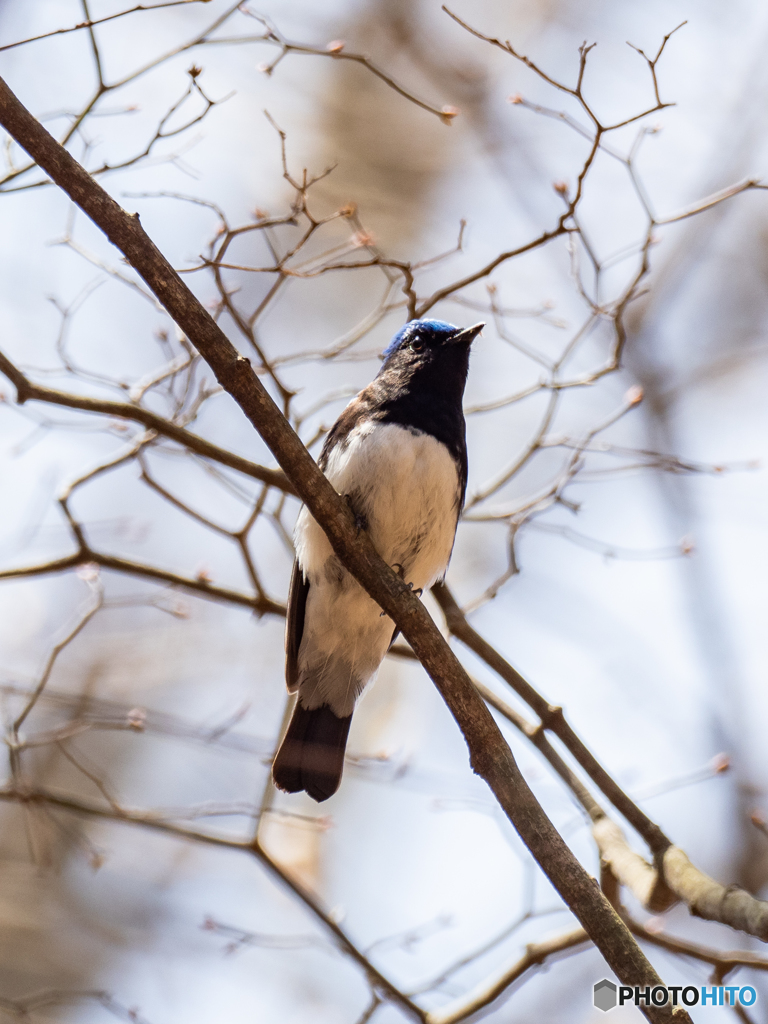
[392, 565, 423, 597]
[380, 565, 421, 612]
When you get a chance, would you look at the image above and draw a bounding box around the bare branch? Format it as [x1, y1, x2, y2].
[0, 786, 427, 1022]
[236, 9, 458, 124]
[0, 551, 283, 616]
[0, 347, 295, 494]
[626, 21, 687, 107]
[662, 848, 768, 942]
[433, 583, 768, 940]
[0, 1, 212, 53]
[426, 927, 590, 1024]
[0, 73, 687, 1019]
[626, 914, 768, 981]
[432, 582, 670, 853]
[12, 574, 103, 735]
[655, 179, 767, 225]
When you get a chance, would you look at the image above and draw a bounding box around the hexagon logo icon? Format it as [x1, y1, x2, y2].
[594, 979, 617, 1012]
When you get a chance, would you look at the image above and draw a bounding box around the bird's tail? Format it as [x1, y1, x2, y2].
[272, 702, 352, 802]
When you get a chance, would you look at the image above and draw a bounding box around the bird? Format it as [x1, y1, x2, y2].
[272, 318, 484, 802]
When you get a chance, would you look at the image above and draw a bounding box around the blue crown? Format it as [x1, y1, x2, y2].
[382, 319, 459, 359]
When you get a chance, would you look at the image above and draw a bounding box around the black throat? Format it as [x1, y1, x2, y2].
[337, 345, 471, 501]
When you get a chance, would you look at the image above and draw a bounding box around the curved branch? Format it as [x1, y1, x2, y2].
[431, 582, 670, 854]
[0, 786, 426, 1022]
[626, 913, 768, 981]
[0, 348, 295, 495]
[0, 550, 284, 616]
[426, 927, 590, 1024]
[415, 228, 564, 319]
[0, 74, 690, 1022]
[433, 583, 768, 939]
[230, 10, 457, 124]
[662, 847, 768, 942]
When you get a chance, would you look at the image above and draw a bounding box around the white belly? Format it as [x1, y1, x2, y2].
[292, 422, 461, 715]
[296, 421, 461, 592]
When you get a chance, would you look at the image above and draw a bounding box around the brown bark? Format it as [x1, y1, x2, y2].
[0, 73, 690, 1023]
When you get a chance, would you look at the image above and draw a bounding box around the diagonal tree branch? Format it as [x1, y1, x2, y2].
[433, 583, 768, 939]
[0, 72, 691, 1023]
[432, 582, 671, 853]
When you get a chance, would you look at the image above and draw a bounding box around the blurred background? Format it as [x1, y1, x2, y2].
[1, 1, 768, 1021]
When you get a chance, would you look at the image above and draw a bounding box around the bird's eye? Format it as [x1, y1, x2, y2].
[408, 337, 425, 352]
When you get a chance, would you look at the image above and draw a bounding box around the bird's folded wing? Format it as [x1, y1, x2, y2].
[285, 559, 309, 691]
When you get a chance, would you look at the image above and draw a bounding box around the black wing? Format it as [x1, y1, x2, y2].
[285, 394, 368, 690]
[285, 560, 309, 690]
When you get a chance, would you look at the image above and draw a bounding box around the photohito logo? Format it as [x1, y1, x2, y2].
[593, 980, 757, 1012]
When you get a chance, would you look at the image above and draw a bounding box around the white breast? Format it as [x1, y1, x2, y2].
[292, 421, 462, 715]
[296, 421, 461, 593]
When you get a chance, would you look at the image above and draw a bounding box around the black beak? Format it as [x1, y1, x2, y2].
[450, 322, 485, 345]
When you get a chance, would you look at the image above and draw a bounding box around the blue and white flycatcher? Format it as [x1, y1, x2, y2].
[272, 319, 483, 801]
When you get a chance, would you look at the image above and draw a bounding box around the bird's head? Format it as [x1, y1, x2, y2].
[381, 319, 484, 373]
